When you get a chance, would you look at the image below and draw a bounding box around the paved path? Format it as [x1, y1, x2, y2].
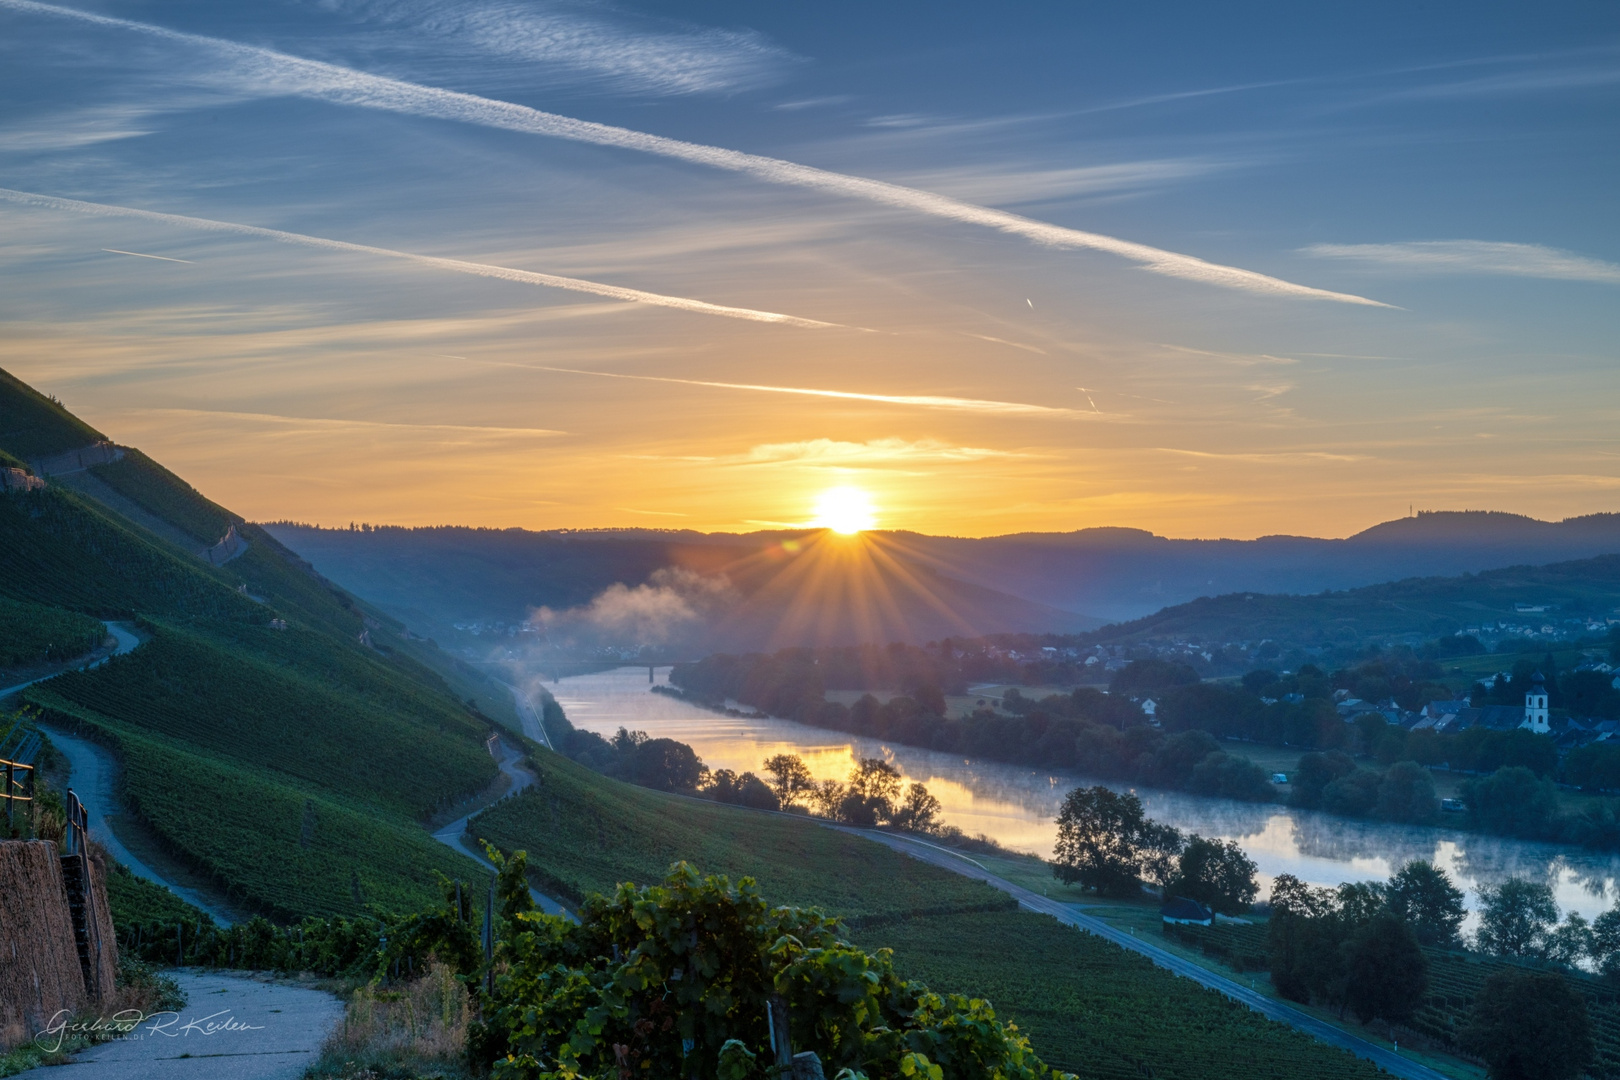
[495, 678, 552, 749]
[430, 735, 570, 917]
[849, 828, 1448, 1080]
[0, 621, 141, 700]
[54, 970, 342, 1080]
[39, 725, 236, 926]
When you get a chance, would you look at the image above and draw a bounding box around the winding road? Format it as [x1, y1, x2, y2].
[0, 621, 141, 700]
[849, 827, 1449, 1080]
[431, 734, 570, 917]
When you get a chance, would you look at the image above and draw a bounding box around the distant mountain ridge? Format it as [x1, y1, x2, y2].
[891, 510, 1620, 622]
[265, 511, 1620, 648]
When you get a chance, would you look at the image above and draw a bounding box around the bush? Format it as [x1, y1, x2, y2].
[475, 865, 1072, 1080]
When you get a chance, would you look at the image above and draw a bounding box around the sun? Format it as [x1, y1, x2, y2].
[812, 486, 877, 534]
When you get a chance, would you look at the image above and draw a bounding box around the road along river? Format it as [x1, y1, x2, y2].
[546, 666, 1620, 922]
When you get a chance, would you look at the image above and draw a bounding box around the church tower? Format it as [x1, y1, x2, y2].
[1522, 671, 1550, 734]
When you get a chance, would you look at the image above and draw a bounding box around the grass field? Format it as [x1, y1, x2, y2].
[470, 752, 1009, 921]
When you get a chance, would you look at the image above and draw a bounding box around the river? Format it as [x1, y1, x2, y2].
[546, 665, 1620, 920]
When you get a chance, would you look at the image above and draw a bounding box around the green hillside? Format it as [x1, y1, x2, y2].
[0, 366, 496, 918]
[0, 367, 104, 459]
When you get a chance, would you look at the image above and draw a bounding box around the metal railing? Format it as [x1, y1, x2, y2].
[0, 724, 40, 835]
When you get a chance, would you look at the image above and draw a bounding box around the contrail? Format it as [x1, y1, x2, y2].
[2, 0, 1390, 307]
[526, 365, 1099, 418]
[0, 188, 840, 328]
[102, 248, 194, 263]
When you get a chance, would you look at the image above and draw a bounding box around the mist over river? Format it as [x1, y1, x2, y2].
[544, 666, 1620, 922]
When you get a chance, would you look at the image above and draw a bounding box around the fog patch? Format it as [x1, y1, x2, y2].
[532, 567, 734, 649]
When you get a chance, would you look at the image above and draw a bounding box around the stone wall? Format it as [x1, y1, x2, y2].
[30, 441, 123, 478]
[0, 841, 84, 1045]
[0, 467, 44, 492]
[0, 841, 119, 1048]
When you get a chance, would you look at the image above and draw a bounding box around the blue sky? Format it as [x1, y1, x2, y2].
[0, 0, 1616, 536]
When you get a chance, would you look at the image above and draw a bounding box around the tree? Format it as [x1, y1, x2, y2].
[846, 758, 904, 821]
[1589, 908, 1620, 977]
[1188, 752, 1273, 802]
[890, 783, 942, 833]
[1463, 970, 1593, 1080]
[1167, 835, 1258, 915]
[1109, 658, 1199, 695]
[911, 684, 947, 716]
[1321, 768, 1381, 817]
[762, 753, 816, 807]
[1289, 750, 1356, 809]
[1385, 860, 1465, 947]
[1051, 786, 1181, 896]
[618, 737, 708, 792]
[1475, 878, 1558, 957]
[1546, 913, 1593, 970]
[1463, 766, 1560, 838]
[1345, 915, 1428, 1029]
[1375, 761, 1438, 823]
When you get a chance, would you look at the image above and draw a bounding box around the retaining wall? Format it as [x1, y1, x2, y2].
[0, 841, 118, 1048]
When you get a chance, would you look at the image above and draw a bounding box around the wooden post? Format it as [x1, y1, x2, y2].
[767, 995, 792, 1071]
[4, 760, 12, 831]
[177, 922, 183, 967]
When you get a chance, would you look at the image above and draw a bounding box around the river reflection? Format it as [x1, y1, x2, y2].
[547, 666, 1620, 920]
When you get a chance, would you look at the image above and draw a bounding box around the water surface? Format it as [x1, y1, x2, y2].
[547, 666, 1620, 919]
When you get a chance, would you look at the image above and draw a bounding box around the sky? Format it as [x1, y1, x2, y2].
[0, 0, 1616, 539]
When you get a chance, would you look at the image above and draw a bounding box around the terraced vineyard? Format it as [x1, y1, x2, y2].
[88, 449, 237, 546]
[42, 621, 494, 818]
[1, 368, 496, 920]
[0, 596, 105, 666]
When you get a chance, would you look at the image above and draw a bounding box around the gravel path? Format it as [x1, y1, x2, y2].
[52, 971, 342, 1080]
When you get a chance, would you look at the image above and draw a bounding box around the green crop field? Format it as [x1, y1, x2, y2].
[0, 596, 106, 667]
[470, 753, 1011, 922]
[854, 910, 1383, 1080]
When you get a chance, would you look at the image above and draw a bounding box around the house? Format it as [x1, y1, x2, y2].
[1161, 897, 1214, 926]
[1270, 773, 1289, 784]
[1139, 698, 1158, 719]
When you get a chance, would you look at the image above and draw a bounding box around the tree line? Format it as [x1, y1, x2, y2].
[668, 645, 1620, 849]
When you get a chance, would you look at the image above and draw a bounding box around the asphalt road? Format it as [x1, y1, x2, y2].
[850, 828, 1450, 1080]
[53, 970, 342, 1080]
[495, 678, 553, 749]
[0, 620, 142, 700]
[431, 734, 570, 917]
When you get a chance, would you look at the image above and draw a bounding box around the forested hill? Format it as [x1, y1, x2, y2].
[1087, 553, 1620, 650]
[893, 512, 1620, 622]
[0, 366, 514, 920]
[264, 523, 1099, 651]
